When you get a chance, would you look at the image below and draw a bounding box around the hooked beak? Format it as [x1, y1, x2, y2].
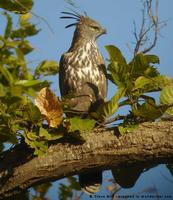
[102, 28, 107, 34]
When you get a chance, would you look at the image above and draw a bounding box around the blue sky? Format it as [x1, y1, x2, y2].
[29, 0, 173, 98]
[27, 0, 173, 199]
[3, 0, 173, 199]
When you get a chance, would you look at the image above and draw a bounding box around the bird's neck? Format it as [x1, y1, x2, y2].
[69, 30, 96, 51]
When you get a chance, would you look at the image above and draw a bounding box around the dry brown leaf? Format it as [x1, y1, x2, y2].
[35, 87, 63, 127]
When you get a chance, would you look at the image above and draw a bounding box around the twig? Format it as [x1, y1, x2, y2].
[133, 0, 167, 56]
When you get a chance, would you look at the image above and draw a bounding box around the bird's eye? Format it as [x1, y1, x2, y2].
[91, 26, 99, 30]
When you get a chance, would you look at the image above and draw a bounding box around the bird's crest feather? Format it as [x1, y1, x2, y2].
[60, 10, 88, 28]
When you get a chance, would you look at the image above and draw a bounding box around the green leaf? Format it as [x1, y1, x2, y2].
[19, 13, 32, 26]
[132, 99, 167, 120]
[160, 85, 173, 115]
[0, 130, 17, 144]
[134, 76, 173, 93]
[134, 76, 152, 90]
[15, 48, 28, 78]
[18, 40, 33, 54]
[3, 12, 12, 39]
[5, 39, 19, 48]
[11, 24, 39, 39]
[15, 80, 41, 87]
[151, 76, 173, 88]
[24, 131, 48, 156]
[34, 140, 48, 156]
[129, 54, 160, 79]
[10, 122, 20, 133]
[10, 85, 22, 96]
[0, 0, 33, 14]
[97, 87, 126, 119]
[0, 84, 6, 97]
[22, 102, 42, 123]
[67, 117, 96, 133]
[118, 124, 139, 135]
[105, 45, 126, 65]
[14, 80, 49, 96]
[35, 60, 59, 76]
[129, 53, 148, 76]
[39, 127, 63, 141]
[0, 64, 14, 85]
[25, 131, 38, 141]
[145, 54, 160, 64]
[144, 66, 160, 77]
[39, 127, 51, 140]
[0, 96, 22, 106]
[108, 62, 130, 87]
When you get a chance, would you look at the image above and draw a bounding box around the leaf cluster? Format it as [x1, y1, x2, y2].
[97, 45, 173, 133]
[0, 0, 33, 14]
[0, 2, 59, 155]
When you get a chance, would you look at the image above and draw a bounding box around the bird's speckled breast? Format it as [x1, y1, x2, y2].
[59, 41, 107, 102]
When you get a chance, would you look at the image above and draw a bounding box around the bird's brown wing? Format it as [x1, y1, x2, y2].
[59, 50, 107, 112]
[59, 53, 94, 112]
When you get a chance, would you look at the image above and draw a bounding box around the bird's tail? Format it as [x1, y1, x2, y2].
[79, 171, 102, 194]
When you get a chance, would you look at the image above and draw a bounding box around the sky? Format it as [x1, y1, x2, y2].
[28, 0, 173, 99]
[3, 0, 173, 199]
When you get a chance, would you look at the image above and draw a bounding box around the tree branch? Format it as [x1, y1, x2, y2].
[0, 121, 173, 199]
[133, 0, 167, 56]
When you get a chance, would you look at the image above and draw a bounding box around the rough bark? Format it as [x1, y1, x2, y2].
[0, 121, 173, 199]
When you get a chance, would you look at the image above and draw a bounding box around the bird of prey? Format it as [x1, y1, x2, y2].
[59, 11, 107, 194]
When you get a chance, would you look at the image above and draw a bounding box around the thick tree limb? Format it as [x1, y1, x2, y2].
[0, 121, 173, 199]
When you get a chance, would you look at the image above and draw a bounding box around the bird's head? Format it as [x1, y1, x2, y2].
[61, 11, 106, 41]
